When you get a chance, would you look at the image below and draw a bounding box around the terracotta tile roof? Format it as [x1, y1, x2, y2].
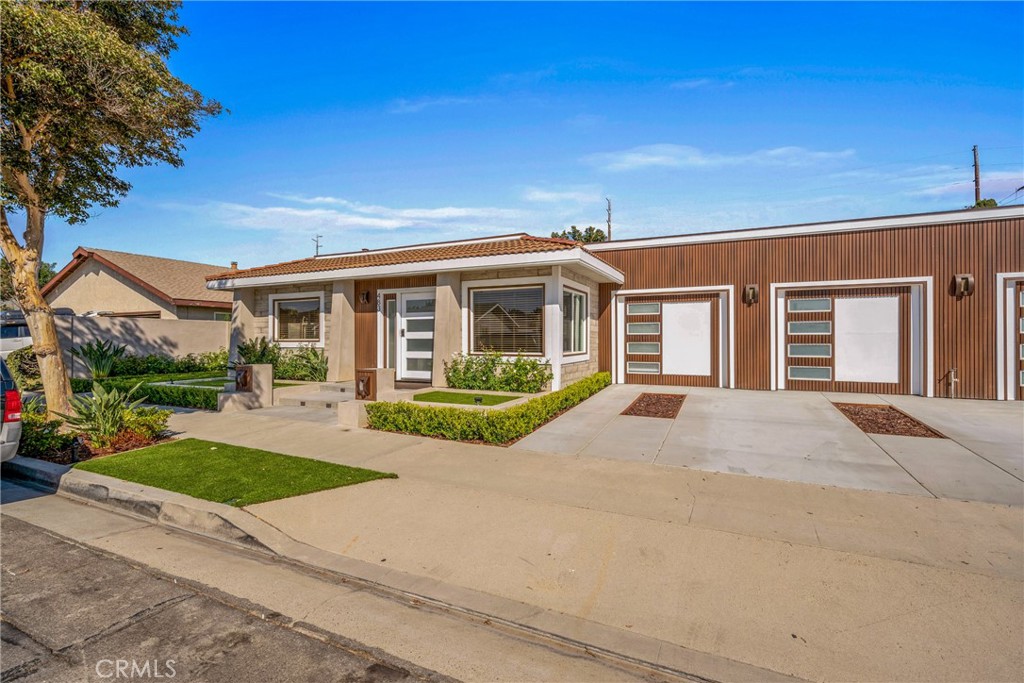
[207, 234, 585, 281]
[44, 247, 233, 307]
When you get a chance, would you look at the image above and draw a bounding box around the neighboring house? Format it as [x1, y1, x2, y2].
[207, 206, 1024, 400]
[44, 247, 234, 320]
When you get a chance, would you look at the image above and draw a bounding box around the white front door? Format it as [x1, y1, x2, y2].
[399, 292, 436, 381]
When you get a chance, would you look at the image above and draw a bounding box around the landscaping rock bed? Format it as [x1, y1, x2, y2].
[621, 393, 686, 419]
[833, 403, 943, 438]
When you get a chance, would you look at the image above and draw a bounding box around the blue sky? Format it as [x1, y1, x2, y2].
[37, 1, 1024, 268]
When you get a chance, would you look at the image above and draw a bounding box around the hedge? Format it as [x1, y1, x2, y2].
[365, 372, 611, 445]
[71, 372, 225, 411]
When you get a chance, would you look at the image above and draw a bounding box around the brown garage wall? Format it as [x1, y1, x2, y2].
[596, 215, 1023, 400]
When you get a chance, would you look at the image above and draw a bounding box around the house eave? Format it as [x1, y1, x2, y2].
[206, 248, 625, 291]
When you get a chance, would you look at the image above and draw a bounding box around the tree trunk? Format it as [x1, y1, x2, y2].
[1, 207, 73, 418]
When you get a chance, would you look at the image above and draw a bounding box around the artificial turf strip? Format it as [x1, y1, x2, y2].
[74, 438, 396, 507]
[413, 390, 520, 406]
[160, 380, 301, 389]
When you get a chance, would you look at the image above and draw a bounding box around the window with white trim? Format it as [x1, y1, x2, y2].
[788, 298, 831, 312]
[470, 286, 544, 354]
[275, 297, 321, 342]
[214, 312, 231, 322]
[562, 288, 587, 354]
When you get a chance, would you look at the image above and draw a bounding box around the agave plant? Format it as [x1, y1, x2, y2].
[56, 382, 145, 448]
[70, 339, 127, 379]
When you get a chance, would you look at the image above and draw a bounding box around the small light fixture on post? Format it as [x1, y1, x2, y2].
[952, 274, 975, 298]
[742, 284, 759, 305]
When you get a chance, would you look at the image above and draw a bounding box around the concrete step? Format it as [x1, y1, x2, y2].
[312, 383, 354, 394]
[277, 393, 350, 410]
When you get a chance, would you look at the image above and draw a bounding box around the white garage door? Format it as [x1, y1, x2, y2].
[834, 296, 900, 383]
[662, 301, 712, 376]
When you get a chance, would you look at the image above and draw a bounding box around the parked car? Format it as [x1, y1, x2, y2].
[1, 314, 32, 359]
[1, 358, 22, 461]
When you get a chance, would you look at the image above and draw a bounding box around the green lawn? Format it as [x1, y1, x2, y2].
[75, 438, 396, 507]
[413, 390, 520, 406]
[159, 379, 301, 389]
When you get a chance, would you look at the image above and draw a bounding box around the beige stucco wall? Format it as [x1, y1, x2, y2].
[56, 315, 228, 378]
[45, 260, 176, 318]
[431, 273, 462, 386]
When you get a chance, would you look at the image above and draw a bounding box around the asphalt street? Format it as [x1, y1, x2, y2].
[0, 505, 450, 683]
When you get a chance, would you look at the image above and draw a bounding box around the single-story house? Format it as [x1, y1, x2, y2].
[44, 247, 234, 320]
[207, 205, 1024, 400]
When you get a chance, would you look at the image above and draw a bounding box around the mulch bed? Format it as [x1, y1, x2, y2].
[833, 403, 944, 438]
[621, 393, 686, 419]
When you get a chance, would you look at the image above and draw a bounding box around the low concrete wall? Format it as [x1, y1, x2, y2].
[56, 315, 228, 378]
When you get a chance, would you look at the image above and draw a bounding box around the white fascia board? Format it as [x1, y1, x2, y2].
[208, 248, 623, 290]
[587, 206, 1024, 252]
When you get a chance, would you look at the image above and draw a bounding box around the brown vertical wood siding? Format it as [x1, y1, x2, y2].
[596, 217, 1023, 399]
[353, 276, 436, 370]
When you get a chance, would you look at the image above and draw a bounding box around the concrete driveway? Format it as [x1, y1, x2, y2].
[512, 385, 1024, 505]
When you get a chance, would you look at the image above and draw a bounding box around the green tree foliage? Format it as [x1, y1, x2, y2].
[551, 225, 608, 243]
[0, 1, 221, 416]
[1, 257, 55, 301]
[967, 198, 998, 209]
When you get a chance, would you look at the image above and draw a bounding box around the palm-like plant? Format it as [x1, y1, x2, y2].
[56, 382, 145, 448]
[236, 336, 281, 366]
[71, 340, 127, 379]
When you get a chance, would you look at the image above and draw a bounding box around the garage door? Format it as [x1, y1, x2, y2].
[784, 286, 915, 394]
[1017, 282, 1024, 400]
[622, 292, 726, 386]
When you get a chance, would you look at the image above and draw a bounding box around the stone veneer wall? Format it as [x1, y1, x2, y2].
[560, 267, 601, 387]
[252, 283, 334, 346]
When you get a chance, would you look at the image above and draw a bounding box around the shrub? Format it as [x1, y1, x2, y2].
[6, 346, 40, 390]
[56, 382, 145, 448]
[123, 406, 172, 440]
[276, 345, 328, 381]
[237, 337, 281, 366]
[132, 383, 219, 410]
[366, 372, 610, 445]
[443, 351, 553, 393]
[17, 396, 76, 460]
[71, 340, 127, 379]
[109, 347, 229, 377]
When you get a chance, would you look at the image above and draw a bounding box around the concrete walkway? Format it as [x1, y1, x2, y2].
[164, 407, 1024, 682]
[513, 385, 1024, 505]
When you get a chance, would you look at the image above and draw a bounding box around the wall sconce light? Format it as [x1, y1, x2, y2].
[359, 290, 371, 304]
[742, 284, 759, 305]
[952, 274, 975, 298]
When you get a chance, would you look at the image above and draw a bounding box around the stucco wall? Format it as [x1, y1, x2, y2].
[56, 315, 228, 378]
[45, 260, 176, 318]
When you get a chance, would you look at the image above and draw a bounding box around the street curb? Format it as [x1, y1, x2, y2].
[2, 455, 803, 683]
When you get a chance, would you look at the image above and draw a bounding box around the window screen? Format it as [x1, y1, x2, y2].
[471, 287, 543, 354]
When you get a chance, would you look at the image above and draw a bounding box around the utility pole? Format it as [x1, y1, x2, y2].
[972, 145, 981, 206]
[312, 234, 323, 256]
[606, 198, 612, 241]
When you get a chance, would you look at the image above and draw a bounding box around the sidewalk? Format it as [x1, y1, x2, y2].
[165, 408, 1023, 681]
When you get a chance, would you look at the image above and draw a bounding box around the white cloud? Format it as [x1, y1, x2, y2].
[522, 187, 601, 204]
[266, 194, 525, 222]
[910, 171, 1022, 198]
[669, 78, 734, 90]
[388, 96, 483, 114]
[585, 144, 856, 172]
